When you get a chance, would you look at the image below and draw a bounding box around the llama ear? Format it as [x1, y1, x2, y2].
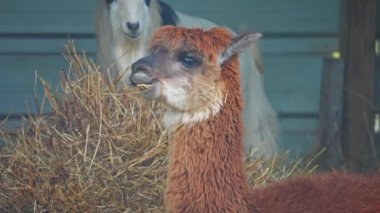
[218, 33, 262, 65]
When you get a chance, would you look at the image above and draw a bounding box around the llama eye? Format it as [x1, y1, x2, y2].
[106, 0, 116, 4]
[178, 53, 200, 68]
[144, 0, 151, 6]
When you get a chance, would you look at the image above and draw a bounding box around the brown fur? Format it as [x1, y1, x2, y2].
[140, 26, 380, 212]
[250, 172, 380, 213]
[154, 27, 251, 212]
[150, 27, 232, 64]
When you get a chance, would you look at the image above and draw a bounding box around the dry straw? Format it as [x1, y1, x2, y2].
[0, 44, 316, 212]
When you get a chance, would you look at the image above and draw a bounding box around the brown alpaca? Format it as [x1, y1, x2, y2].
[129, 26, 380, 212]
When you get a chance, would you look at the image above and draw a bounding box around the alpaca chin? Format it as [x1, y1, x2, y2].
[138, 82, 161, 100]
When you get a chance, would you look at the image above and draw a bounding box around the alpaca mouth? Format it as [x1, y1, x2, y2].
[136, 83, 152, 92]
[129, 71, 155, 94]
[133, 82, 160, 100]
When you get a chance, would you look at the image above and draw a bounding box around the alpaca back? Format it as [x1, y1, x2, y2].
[250, 173, 380, 213]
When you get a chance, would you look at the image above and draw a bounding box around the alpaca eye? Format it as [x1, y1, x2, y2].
[178, 53, 200, 68]
[106, 0, 116, 4]
[145, 0, 151, 6]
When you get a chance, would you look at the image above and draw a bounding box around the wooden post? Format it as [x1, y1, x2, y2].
[340, 0, 378, 172]
[376, 58, 380, 160]
[317, 58, 344, 170]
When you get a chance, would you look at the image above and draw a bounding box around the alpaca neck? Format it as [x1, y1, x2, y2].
[165, 61, 252, 212]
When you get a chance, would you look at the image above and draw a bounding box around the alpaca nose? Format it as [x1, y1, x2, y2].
[130, 59, 154, 85]
[127, 22, 140, 31]
[132, 59, 152, 74]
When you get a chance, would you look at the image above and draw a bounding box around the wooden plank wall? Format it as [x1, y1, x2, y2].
[0, 0, 347, 157]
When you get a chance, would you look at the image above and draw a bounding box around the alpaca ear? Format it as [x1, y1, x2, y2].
[218, 33, 262, 65]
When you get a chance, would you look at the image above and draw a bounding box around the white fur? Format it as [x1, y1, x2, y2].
[96, 0, 278, 159]
[96, 0, 161, 85]
[162, 101, 222, 130]
[161, 80, 189, 110]
[161, 79, 223, 129]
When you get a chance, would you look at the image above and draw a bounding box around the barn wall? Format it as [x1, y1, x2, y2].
[0, 0, 347, 157]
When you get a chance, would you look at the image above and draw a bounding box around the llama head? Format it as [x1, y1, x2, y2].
[105, 0, 153, 40]
[129, 26, 261, 122]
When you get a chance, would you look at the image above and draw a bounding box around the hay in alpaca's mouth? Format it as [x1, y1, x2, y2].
[136, 83, 153, 92]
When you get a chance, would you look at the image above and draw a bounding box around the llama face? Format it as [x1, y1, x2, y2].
[129, 26, 260, 124]
[107, 0, 151, 40]
[129, 45, 223, 113]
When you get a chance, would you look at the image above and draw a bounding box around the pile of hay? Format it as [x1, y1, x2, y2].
[0, 45, 316, 212]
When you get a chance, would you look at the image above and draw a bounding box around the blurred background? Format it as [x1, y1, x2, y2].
[0, 0, 379, 165]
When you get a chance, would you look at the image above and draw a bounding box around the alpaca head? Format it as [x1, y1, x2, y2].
[105, 0, 153, 40]
[130, 26, 261, 123]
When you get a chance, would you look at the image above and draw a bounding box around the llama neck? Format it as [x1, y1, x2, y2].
[165, 60, 252, 212]
[112, 36, 148, 83]
[113, 38, 148, 62]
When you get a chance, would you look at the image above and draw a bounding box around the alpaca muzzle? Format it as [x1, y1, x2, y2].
[130, 59, 154, 87]
[130, 58, 161, 99]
